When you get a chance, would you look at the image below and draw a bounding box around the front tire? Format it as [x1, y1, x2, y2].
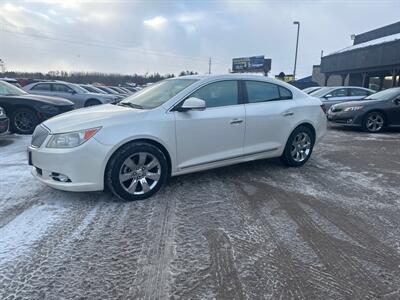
[281, 125, 315, 167]
[363, 111, 385, 133]
[11, 108, 39, 134]
[106, 142, 168, 201]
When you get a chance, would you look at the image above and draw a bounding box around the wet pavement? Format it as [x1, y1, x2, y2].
[0, 126, 399, 299]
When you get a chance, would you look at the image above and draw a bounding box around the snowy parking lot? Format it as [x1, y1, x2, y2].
[0, 126, 400, 299]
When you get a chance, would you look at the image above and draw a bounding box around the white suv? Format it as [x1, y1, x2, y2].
[28, 75, 327, 200]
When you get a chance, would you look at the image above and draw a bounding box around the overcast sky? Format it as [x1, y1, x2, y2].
[0, 0, 399, 78]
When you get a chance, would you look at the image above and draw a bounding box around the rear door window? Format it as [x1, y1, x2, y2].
[350, 89, 369, 96]
[330, 88, 348, 97]
[245, 81, 292, 103]
[32, 83, 51, 91]
[53, 84, 74, 93]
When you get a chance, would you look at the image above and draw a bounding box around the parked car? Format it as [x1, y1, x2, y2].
[124, 86, 139, 93]
[79, 84, 107, 94]
[0, 106, 9, 134]
[0, 80, 74, 134]
[118, 87, 134, 94]
[108, 86, 130, 95]
[310, 86, 375, 109]
[28, 75, 327, 200]
[0, 78, 22, 88]
[95, 85, 121, 95]
[303, 86, 322, 94]
[327, 87, 400, 132]
[23, 81, 120, 108]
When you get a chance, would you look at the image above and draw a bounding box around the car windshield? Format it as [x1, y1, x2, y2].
[0, 80, 28, 96]
[90, 86, 107, 94]
[364, 88, 400, 101]
[309, 87, 334, 97]
[99, 86, 118, 94]
[119, 78, 198, 109]
[303, 87, 320, 94]
[71, 84, 90, 94]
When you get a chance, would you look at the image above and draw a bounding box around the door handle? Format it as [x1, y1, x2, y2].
[283, 111, 294, 117]
[230, 118, 243, 124]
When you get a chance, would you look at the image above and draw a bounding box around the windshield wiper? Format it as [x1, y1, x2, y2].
[118, 102, 144, 109]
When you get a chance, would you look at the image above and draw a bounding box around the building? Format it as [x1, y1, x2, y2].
[315, 21, 400, 90]
[287, 75, 319, 90]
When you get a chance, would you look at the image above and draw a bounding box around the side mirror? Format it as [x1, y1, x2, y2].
[70, 90, 77, 94]
[394, 96, 400, 105]
[177, 97, 206, 112]
[324, 94, 333, 98]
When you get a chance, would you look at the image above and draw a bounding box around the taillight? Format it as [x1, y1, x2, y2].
[320, 104, 327, 114]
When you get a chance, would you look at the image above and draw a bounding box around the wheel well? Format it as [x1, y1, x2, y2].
[296, 122, 316, 141]
[85, 98, 101, 106]
[105, 138, 172, 183]
[7, 105, 37, 116]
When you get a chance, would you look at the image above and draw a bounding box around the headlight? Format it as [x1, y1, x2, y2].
[344, 106, 363, 112]
[47, 127, 101, 148]
[0, 107, 5, 117]
[39, 105, 59, 114]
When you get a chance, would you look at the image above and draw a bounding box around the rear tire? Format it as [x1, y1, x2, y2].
[363, 111, 385, 133]
[281, 125, 315, 167]
[106, 142, 168, 201]
[10, 108, 39, 134]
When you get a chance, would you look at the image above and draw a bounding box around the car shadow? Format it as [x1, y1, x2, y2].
[0, 137, 15, 147]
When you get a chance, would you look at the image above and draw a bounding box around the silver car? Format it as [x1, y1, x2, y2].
[310, 86, 375, 109]
[23, 81, 120, 108]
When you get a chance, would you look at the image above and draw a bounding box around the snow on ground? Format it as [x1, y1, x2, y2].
[0, 127, 399, 299]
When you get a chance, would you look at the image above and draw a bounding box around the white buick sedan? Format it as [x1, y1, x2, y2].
[28, 75, 327, 200]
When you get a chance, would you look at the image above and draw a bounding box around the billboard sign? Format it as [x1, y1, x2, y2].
[232, 55, 268, 73]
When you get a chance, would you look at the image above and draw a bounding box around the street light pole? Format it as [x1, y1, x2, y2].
[293, 21, 300, 80]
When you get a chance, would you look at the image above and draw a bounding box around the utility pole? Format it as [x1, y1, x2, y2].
[208, 57, 211, 74]
[0, 59, 5, 73]
[293, 21, 300, 80]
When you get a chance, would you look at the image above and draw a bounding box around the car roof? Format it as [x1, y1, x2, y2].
[176, 74, 273, 81]
[319, 86, 373, 90]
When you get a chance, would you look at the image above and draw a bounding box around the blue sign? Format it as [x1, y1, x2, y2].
[232, 55, 266, 72]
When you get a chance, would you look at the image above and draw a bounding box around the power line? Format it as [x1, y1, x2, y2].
[0, 24, 230, 65]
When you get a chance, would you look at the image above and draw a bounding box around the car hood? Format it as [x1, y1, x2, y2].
[43, 104, 148, 133]
[13, 94, 74, 106]
[333, 99, 381, 109]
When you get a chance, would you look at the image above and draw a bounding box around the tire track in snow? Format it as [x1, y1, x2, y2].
[252, 180, 393, 298]
[204, 229, 245, 300]
[135, 191, 176, 300]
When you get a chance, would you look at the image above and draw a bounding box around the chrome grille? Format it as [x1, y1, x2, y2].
[31, 125, 49, 148]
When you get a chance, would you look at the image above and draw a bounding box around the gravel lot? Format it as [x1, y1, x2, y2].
[0, 126, 399, 299]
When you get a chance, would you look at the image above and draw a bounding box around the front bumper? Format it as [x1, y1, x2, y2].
[28, 137, 112, 192]
[37, 105, 74, 122]
[327, 109, 363, 126]
[0, 118, 9, 134]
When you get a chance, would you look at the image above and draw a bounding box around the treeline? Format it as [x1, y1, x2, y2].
[0, 70, 198, 86]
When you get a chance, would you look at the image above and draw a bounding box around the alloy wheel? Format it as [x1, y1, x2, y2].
[14, 111, 36, 133]
[290, 132, 312, 162]
[119, 152, 161, 195]
[366, 113, 384, 132]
